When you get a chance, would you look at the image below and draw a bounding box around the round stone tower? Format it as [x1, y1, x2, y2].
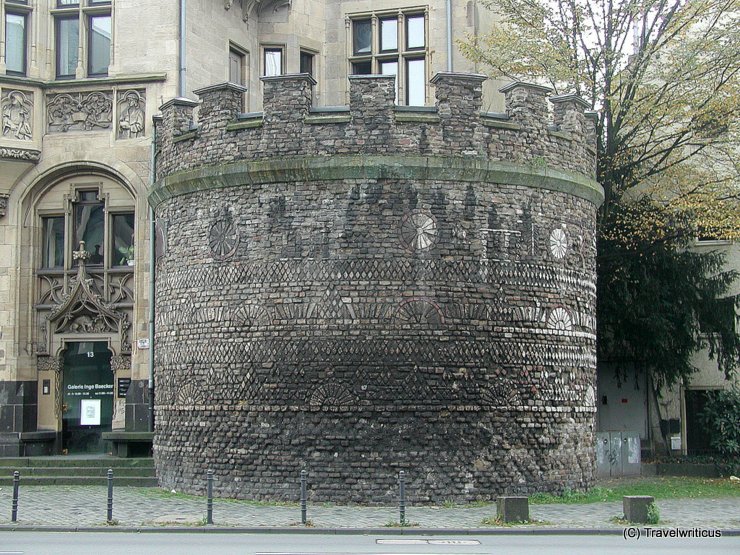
[150, 73, 603, 503]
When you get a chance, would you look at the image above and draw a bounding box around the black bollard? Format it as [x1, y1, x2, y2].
[206, 469, 214, 525]
[398, 471, 406, 525]
[11, 471, 20, 523]
[300, 470, 307, 525]
[107, 468, 114, 522]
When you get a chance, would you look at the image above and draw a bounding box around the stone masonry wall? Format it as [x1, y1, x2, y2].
[151, 73, 602, 503]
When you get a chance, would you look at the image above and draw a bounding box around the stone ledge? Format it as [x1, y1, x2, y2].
[549, 129, 575, 141]
[226, 119, 263, 130]
[304, 114, 352, 125]
[102, 432, 154, 441]
[172, 130, 198, 143]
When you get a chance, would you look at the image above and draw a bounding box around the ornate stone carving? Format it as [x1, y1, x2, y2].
[111, 355, 131, 375]
[0, 193, 8, 218]
[0, 147, 40, 161]
[224, 0, 292, 21]
[36, 355, 62, 373]
[47, 242, 130, 348]
[2, 90, 33, 140]
[117, 89, 145, 139]
[47, 91, 113, 133]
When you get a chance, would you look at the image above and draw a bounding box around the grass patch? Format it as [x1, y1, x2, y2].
[480, 516, 550, 527]
[384, 520, 420, 528]
[529, 477, 740, 504]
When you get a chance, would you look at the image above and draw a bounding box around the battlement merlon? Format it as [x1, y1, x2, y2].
[154, 72, 599, 188]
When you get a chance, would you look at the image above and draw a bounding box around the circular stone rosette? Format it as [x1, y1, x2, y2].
[208, 217, 240, 260]
[399, 210, 438, 251]
[549, 228, 568, 259]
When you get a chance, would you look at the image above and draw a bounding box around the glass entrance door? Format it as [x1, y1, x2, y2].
[62, 341, 114, 453]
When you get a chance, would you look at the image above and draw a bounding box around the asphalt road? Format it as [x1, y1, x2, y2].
[0, 532, 738, 555]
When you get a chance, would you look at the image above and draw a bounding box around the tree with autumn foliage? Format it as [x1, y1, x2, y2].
[460, 0, 739, 391]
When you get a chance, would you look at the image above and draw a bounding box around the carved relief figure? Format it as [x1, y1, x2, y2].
[117, 90, 145, 139]
[47, 91, 113, 133]
[2, 90, 33, 140]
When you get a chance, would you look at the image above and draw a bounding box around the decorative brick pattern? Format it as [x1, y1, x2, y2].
[151, 73, 602, 503]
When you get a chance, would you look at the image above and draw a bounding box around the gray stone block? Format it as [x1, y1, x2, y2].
[497, 496, 529, 523]
[623, 495, 655, 523]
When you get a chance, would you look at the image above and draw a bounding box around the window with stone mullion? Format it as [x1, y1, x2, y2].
[349, 11, 426, 106]
[53, 0, 111, 79]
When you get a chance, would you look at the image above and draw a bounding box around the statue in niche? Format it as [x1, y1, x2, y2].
[118, 90, 145, 139]
[2, 90, 32, 140]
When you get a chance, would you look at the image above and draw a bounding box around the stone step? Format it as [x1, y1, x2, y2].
[0, 457, 154, 468]
[0, 466, 155, 477]
[0, 475, 158, 487]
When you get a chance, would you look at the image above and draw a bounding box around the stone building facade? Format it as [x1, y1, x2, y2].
[1, 0, 501, 457]
[151, 73, 602, 502]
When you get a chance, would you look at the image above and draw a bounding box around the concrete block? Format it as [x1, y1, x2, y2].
[497, 496, 529, 523]
[623, 495, 655, 523]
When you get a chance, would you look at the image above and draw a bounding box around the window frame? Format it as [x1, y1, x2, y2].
[37, 186, 135, 271]
[3, 0, 32, 77]
[299, 49, 315, 77]
[348, 10, 428, 106]
[228, 45, 247, 86]
[262, 45, 284, 77]
[52, 0, 112, 80]
[87, 12, 111, 77]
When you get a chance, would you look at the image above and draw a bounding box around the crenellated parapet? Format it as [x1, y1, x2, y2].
[153, 72, 598, 200]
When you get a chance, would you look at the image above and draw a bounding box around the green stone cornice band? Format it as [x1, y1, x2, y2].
[149, 155, 604, 209]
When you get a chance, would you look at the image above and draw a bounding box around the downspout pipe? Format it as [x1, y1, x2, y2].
[148, 123, 158, 433]
[446, 0, 453, 72]
[179, 0, 186, 96]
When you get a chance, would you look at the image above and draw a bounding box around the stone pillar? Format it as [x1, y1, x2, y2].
[550, 94, 591, 138]
[194, 82, 247, 137]
[499, 82, 552, 130]
[585, 111, 599, 148]
[156, 97, 198, 179]
[496, 496, 529, 523]
[261, 73, 315, 124]
[348, 75, 396, 153]
[159, 97, 198, 137]
[623, 495, 656, 523]
[431, 72, 487, 155]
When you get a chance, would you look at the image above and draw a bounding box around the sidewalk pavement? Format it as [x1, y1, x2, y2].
[0, 485, 738, 532]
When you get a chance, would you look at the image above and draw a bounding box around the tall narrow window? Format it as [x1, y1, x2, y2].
[406, 15, 425, 49]
[379, 18, 397, 52]
[352, 19, 371, 55]
[112, 213, 135, 266]
[263, 47, 283, 77]
[406, 58, 425, 106]
[349, 11, 427, 106]
[73, 192, 105, 265]
[300, 50, 314, 77]
[56, 17, 79, 79]
[229, 48, 246, 85]
[42, 217, 65, 269]
[5, 12, 27, 75]
[88, 14, 111, 76]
